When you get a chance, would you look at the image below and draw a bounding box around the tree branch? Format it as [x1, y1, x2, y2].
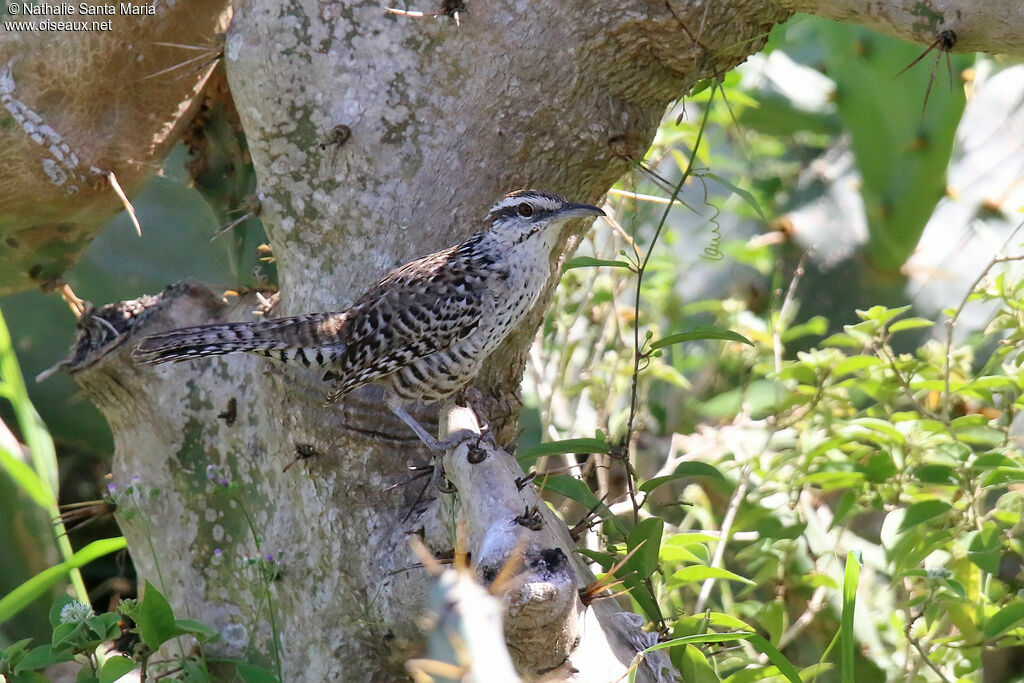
[772, 0, 1024, 55]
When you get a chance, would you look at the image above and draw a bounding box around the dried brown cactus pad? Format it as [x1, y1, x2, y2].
[0, 2, 232, 295]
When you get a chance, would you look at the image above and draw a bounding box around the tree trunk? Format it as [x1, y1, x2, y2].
[56, 1, 1022, 680]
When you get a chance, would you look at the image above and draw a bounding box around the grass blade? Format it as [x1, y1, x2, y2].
[842, 550, 863, 683]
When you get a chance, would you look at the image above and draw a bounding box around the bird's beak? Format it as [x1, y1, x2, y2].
[557, 203, 606, 220]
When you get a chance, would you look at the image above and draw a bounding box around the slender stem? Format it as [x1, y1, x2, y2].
[623, 82, 717, 519]
[943, 220, 1024, 416]
[233, 493, 283, 680]
[694, 464, 751, 613]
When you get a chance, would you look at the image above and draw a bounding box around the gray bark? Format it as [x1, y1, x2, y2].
[55, 0, 1023, 680]
[772, 0, 1024, 55]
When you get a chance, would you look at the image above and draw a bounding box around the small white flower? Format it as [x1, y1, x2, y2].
[59, 600, 94, 624]
[221, 623, 249, 649]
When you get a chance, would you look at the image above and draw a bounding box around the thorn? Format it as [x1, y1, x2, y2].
[514, 505, 543, 530]
[139, 48, 222, 82]
[891, 29, 958, 114]
[283, 443, 323, 472]
[211, 195, 262, 241]
[514, 472, 536, 491]
[216, 397, 237, 425]
[102, 171, 142, 236]
[56, 282, 87, 318]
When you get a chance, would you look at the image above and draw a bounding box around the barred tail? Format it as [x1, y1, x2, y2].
[131, 313, 349, 367]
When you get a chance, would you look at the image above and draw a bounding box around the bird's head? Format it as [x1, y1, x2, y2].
[486, 189, 604, 248]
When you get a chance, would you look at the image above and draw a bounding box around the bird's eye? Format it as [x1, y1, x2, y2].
[516, 202, 534, 218]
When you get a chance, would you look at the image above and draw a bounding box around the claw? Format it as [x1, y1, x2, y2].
[432, 455, 457, 494]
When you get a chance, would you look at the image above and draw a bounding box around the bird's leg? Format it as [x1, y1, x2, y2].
[384, 391, 479, 452]
[385, 392, 474, 494]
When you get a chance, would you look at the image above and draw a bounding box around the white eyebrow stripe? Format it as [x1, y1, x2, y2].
[488, 193, 564, 215]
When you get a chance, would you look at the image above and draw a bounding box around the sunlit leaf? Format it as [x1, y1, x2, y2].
[517, 438, 610, 469]
[670, 566, 754, 585]
[0, 538, 127, 624]
[842, 551, 862, 683]
[99, 655, 136, 683]
[888, 317, 935, 333]
[650, 326, 753, 350]
[625, 518, 663, 580]
[897, 500, 952, 533]
[984, 600, 1024, 639]
[702, 171, 768, 220]
[535, 474, 627, 539]
[562, 256, 633, 272]
[640, 462, 725, 493]
[137, 581, 180, 651]
[236, 663, 280, 683]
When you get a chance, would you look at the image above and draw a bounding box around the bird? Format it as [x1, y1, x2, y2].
[132, 189, 605, 451]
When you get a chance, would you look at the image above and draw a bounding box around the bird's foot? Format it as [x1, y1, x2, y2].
[431, 455, 457, 494]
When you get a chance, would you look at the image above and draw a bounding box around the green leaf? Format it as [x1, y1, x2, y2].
[801, 469, 865, 490]
[87, 613, 122, 641]
[650, 326, 753, 350]
[535, 474, 627, 540]
[702, 171, 768, 220]
[517, 438, 610, 468]
[954, 426, 1006, 447]
[984, 600, 1024, 639]
[780, 316, 828, 343]
[562, 256, 633, 272]
[841, 417, 905, 445]
[823, 332, 867, 349]
[75, 667, 99, 683]
[670, 566, 754, 586]
[643, 632, 801, 683]
[912, 464, 957, 485]
[174, 619, 219, 641]
[17, 644, 74, 672]
[858, 305, 911, 325]
[832, 355, 882, 377]
[0, 538, 127, 625]
[861, 452, 897, 482]
[830, 490, 859, 529]
[897, 500, 952, 533]
[625, 518, 663, 580]
[50, 623, 80, 649]
[137, 581, 180, 651]
[842, 551, 862, 683]
[888, 317, 935, 333]
[0, 446, 52, 509]
[639, 462, 726, 493]
[236, 663, 280, 683]
[702, 612, 756, 632]
[965, 376, 1018, 392]
[644, 631, 758, 651]
[972, 452, 1017, 469]
[621, 573, 662, 624]
[98, 655, 136, 683]
[678, 644, 718, 683]
[576, 549, 616, 570]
